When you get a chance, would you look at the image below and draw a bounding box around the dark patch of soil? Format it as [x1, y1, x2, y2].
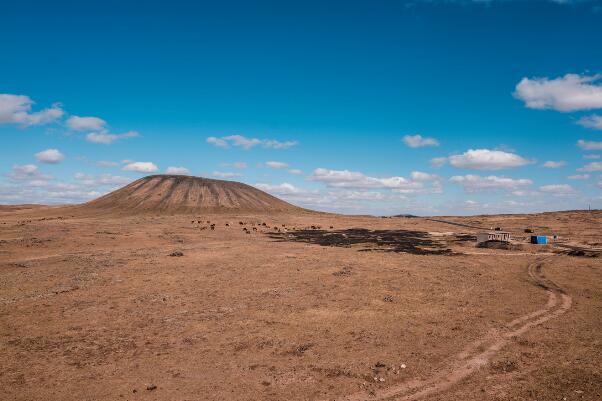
[268, 228, 456, 255]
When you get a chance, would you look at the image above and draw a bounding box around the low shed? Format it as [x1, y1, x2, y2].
[531, 235, 548, 245]
[476, 231, 511, 243]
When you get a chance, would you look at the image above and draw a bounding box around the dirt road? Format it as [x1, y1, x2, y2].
[332, 258, 572, 401]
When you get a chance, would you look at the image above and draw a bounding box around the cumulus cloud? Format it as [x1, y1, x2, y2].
[5, 164, 49, 182]
[220, 162, 247, 169]
[514, 73, 602, 112]
[0, 94, 64, 126]
[97, 160, 120, 167]
[410, 171, 439, 181]
[74, 172, 132, 187]
[577, 139, 602, 150]
[165, 166, 190, 175]
[577, 162, 602, 172]
[122, 162, 158, 173]
[542, 160, 566, 168]
[66, 116, 106, 131]
[311, 168, 416, 190]
[212, 171, 242, 178]
[403, 134, 439, 148]
[309, 168, 441, 194]
[539, 184, 577, 196]
[583, 154, 600, 160]
[567, 174, 590, 180]
[577, 114, 602, 130]
[450, 174, 533, 192]
[448, 149, 531, 170]
[254, 183, 390, 208]
[35, 149, 65, 164]
[1, 168, 133, 205]
[430, 157, 448, 168]
[86, 131, 139, 145]
[265, 161, 289, 169]
[207, 135, 298, 150]
[207, 136, 229, 148]
[254, 182, 306, 195]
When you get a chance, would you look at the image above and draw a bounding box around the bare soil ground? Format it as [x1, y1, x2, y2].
[1, 209, 601, 401]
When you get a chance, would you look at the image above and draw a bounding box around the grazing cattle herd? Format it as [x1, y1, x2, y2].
[189, 219, 328, 234]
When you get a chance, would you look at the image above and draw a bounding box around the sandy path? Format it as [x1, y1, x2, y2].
[330, 257, 572, 401]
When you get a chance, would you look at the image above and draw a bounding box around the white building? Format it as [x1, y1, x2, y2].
[476, 231, 511, 243]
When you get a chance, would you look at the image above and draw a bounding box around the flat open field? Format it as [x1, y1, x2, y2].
[1, 209, 601, 401]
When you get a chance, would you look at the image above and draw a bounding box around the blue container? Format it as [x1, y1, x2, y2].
[530, 235, 548, 245]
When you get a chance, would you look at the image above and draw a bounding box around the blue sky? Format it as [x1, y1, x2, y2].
[1, 0, 602, 215]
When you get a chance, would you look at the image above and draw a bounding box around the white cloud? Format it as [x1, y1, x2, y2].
[567, 174, 590, 180]
[207, 135, 298, 150]
[583, 154, 600, 160]
[539, 184, 577, 196]
[402, 134, 439, 148]
[311, 168, 417, 190]
[337, 190, 387, 201]
[577, 139, 602, 150]
[74, 172, 132, 187]
[0, 170, 133, 205]
[288, 168, 303, 175]
[577, 162, 602, 172]
[207, 136, 229, 148]
[6, 164, 43, 180]
[430, 157, 448, 168]
[35, 149, 65, 164]
[224, 135, 262, 149]
[212, 171, 242, 178]
[450, 174, 533, 192]
[97, 160, 120, 167]
[165, 166, 190, 175]
[265, 161, 289, 169]
[577, 115, 602, 130]
[448, 149, 531, 170]
[66, 115, 106, 131]
[309, 168, 441, 195]
[514, 73, 602, 112]
[220, 162, 247, 169]
[262, 139, 299, 149]
[410, 171, 439, 181]
[122, 162, 158, 173]
[86, 130, 139, 145]
[254, 182, 306, 195]
[542, 160, 566, 168]
[0, 94, 64, 126]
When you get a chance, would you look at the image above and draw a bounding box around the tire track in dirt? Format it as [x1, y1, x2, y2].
[331, 257, 572, 401]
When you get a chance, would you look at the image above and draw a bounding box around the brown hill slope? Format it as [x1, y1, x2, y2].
[80, 175, 301, 214]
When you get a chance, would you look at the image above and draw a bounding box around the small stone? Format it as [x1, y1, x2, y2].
[400, 364, 406, 369]
[169, 251, 184, 257]
[379, 378, 385, 382]
[147, 384, 157, 391]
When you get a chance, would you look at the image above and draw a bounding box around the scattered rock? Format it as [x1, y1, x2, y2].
[169, 251, 184, 257]
[333, 266, 353, 277]
[383, 295, 394, 303]
[147, 384, 157, 391]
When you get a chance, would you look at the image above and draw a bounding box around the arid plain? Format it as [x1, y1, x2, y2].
[1, 176, 601, 401]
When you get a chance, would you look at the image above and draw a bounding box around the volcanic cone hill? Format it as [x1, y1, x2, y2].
[80, 175, 302, 214]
